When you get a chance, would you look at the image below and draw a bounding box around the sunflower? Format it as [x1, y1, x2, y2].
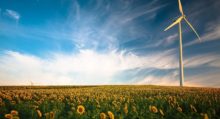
[77, 105, 85, 115]
[204, 113, 209, 119]
[100, 112, 107, 119]
[107, 111, 114, 119]
[132, 106, 137, 112]
[5, 114, 12, 119]
[11, 110, 18, 116]
[177, 107, 182, 112]
[11, 101, 16, 105]
[123, 103, 128, 114]
[130, 99, 134, 103]
[149, 105, 158, 113]
[36, 110, 42, 118]
[50, 111, 55, 119]
[124, 107, 128, 114]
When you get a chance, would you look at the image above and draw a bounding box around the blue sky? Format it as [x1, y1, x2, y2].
[0, 0, 220, 87]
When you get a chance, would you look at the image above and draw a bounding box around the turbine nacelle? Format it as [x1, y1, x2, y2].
[164, 14, 200, 40]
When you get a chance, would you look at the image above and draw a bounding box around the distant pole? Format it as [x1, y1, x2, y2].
[179, 22, 184, 87]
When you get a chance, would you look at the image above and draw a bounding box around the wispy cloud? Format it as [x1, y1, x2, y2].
[163, 34, 178, 45]
[0, 50, 146, 85]
[135, 70, 179, 86]
[183, 0, 220, 47]
[153, 33, 178, 48]
[5, 9, 20, 22]
[0, 21, 72, 44]
[67, 0, 168, 51]
[121, 3, 167, 23]
[185, 20, 220, 46]
[0, 49, 177, 85]
[134, 53, 220, 88]
[184, 53, 220, 68]
[186, 71, 220, 88]
[135, 69, 220, 88]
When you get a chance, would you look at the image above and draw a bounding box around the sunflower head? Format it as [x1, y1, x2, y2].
[11, 101, 16, 105]
[50, 111, 55, 119]
[11, 110, 19, 116]
[204, 113, 209, 119]
[107, 111, 114, 119]
[5, 114, 12, 119]
[132, 106, 137, 112]
[149, 105, 158, 113]
[36, 110, 42, 118]
[100, 112, 107, 119]
[177, 107, 182, 112]
[123, 106, 128, 114]
[77, 105, 85, 115]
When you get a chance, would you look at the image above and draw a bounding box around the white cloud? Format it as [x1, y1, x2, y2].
[0, 49, 179, 85]
[135, 70, 179, 86]
[135, 70, 220, 88]
[0, 49, 219, 86]
[201, 23, 220, 41]
[184, 53, 220, 68]
[68, 0, 168, 51]
[5, 9, 20, 22]
[164, 34, 178, 45]
[153, 33, 178, 47]
[122, 3, 167, 23]
[186, 71, 220, 88]
[0, 50, 145, 85]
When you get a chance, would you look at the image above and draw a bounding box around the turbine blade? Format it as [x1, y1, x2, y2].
[164, 17, 183, 31]
[178, 0, 184, 15]
[184, 17, 201, 41]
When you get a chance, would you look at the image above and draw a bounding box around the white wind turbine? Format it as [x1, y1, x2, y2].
[164, 0, 201, 86]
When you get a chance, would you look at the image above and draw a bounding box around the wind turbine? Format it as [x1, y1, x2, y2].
[30, 81, 34, 86]
[164, 0, 200, 86]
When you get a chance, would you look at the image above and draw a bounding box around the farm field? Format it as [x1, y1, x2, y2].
[0, 86, 219, 119]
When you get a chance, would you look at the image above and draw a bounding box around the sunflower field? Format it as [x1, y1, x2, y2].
[0, 86, 219, 119]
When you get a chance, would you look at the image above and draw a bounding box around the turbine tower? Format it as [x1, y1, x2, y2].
[164, 0, 200, 86]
